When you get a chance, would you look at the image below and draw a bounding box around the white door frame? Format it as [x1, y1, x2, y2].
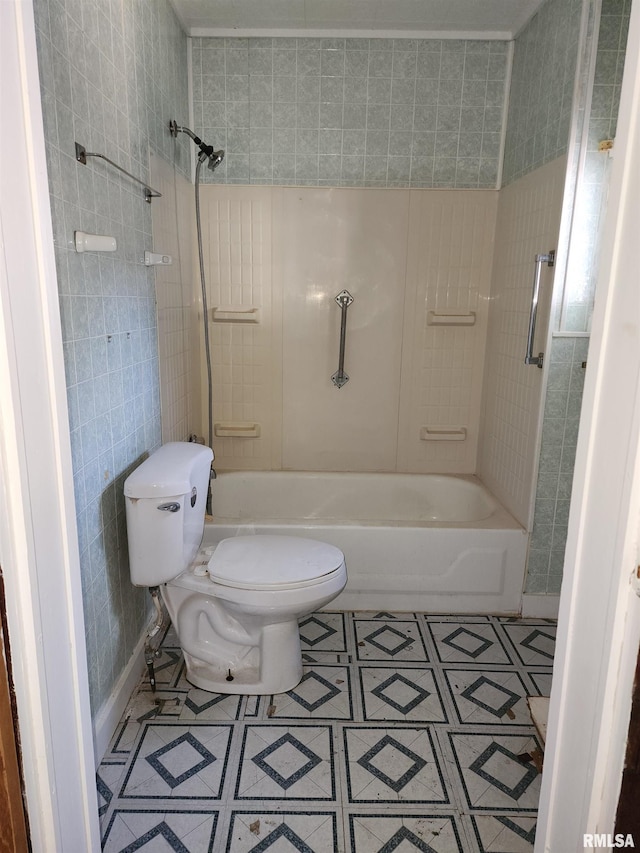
[535, 0, 640, 848]
[0, 1, 100, 850]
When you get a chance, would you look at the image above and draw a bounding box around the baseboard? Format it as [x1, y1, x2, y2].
[92, 632, 147, 767]
[521, 593, 560, 619]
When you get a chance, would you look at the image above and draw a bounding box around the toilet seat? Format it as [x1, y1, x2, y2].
[207, 535, 345, 591]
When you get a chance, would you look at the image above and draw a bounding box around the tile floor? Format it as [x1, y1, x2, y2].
[97, 612, 556, 852]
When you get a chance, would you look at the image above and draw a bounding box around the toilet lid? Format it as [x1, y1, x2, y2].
[207, 535, 345, 589]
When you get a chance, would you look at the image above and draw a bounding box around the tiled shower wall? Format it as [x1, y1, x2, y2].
[526, 0, 630, 594]
[33, 0, 190, 717]
[191, 37, 510, 188]
[501, 0, 583, 185]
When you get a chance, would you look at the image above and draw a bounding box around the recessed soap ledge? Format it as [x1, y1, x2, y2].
[427, 311, 476, 326]
[420, 426, 467, 441]
[211, 307, 260, 323]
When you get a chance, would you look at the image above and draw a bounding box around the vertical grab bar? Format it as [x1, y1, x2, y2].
[331, 289, 354, 388]
[525, 250, 555, 368]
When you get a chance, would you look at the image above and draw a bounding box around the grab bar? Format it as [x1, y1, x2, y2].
[331, 289, 353, 389]
[75, 142, 162, 203]
[525, 250, 555, 368]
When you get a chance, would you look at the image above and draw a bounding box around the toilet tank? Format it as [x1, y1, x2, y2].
[124, 442, 214, 586]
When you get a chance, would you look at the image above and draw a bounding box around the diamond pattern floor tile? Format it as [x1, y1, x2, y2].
[428, 623, 513, 665]
[444, 670, 532, 726]
[97, 613, 555, 851]
[344, 726, 448, 804]
[236, 725, 335, 800]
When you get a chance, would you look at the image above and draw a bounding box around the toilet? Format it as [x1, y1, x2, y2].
[123, 442, 347, 694]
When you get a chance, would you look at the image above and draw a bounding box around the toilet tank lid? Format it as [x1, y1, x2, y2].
[124, 442, 214, 499]
[209, 535, 345, 587]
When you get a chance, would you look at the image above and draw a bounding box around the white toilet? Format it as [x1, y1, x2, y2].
[124, 442, 347, 694]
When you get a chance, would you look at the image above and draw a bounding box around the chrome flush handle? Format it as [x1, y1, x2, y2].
[157, 502, 181, 512]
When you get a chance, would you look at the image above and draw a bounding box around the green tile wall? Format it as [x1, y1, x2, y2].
[191, 37, 510, 188]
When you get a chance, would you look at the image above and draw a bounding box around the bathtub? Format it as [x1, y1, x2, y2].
[203, 472, 527, 614]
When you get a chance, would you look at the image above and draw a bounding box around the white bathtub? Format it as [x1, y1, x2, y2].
[203, 472, 527, 614]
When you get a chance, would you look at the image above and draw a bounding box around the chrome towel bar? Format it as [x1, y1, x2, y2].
[525, 250, 555, 368]
[75, 142, 162, 203]
[331, 289, 354, 389]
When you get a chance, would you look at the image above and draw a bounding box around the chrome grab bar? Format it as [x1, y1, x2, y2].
[525, 250, 555, 368]
[331, 289, 354, 389]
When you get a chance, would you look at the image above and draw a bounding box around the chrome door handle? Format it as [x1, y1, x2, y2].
[157, 502, 180, 512]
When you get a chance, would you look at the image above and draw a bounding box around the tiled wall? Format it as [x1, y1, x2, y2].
[501, 0, 583, 185]
[527, 337, 588, 593]
[478, 156, 567, 527]
[526, 0, 630, 594]
[561, 0, 630, 332]
[150, 152, 198, 443]
[191, 37, 510, 188]
[196, 185, 497, 473]
[33, 0, 190, 717]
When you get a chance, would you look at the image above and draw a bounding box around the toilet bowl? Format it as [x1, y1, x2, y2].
[124, 443, 347, 694]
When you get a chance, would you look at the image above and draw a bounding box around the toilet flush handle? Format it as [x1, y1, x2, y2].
[157, 502, 181, 512]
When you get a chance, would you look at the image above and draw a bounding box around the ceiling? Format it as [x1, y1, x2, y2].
[169, 0, 547, 40]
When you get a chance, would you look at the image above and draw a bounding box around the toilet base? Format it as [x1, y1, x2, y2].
[181, 619, 305, 695]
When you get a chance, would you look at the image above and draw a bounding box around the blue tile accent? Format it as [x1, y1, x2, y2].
[145, 732, 216, 789]
[356, 734, 427, 792]
[252, 732, 322, 790]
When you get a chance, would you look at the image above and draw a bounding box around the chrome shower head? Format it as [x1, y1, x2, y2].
[169, 119, 225, 171]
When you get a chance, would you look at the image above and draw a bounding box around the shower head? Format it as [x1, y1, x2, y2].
[169, 119, 225, 171]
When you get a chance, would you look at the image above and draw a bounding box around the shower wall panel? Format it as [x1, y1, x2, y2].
[279, 189, 408, 471]
[199, 187, 282, 469]
[398, 190, 497, 473]
[478, 155, 567, 527]
[199, 185, 498, 473]
[150, 153, 198, 443]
